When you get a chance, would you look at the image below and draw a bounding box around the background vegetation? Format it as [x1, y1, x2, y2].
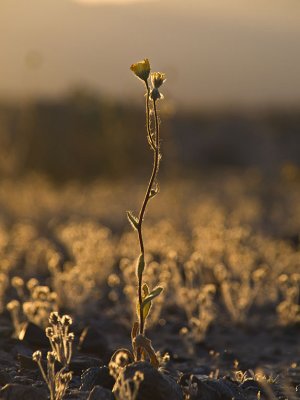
[0, 89, 299, 181]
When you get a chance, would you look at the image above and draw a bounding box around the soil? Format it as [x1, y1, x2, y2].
[0, 301, 299, 399]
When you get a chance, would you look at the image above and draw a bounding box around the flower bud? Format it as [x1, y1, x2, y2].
[11, 276, 24, 288]
[7, 300, 20, 311]
[151, 72, 166, 89]
[130, 59, 151, 82]
[32, 350, 42, 363]
[45, 327, 54, 338]
[67, 333, 75, 342]
[60, 372, 72, 384]
[49, 311, 60, 325]
[47, 351, 56, 364]
[61, 315, 72, 327]
[27, 278, 39, 291]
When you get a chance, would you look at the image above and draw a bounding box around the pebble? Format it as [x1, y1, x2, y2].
[0, 383, 47, 400]
[180, 374, 247, 400]
[18, 322, 48, 347]
[113, 361, 183, 400]
[87, 386, 115, 400]
[78, 326, 110, 361]
[80, 366, 115, 392]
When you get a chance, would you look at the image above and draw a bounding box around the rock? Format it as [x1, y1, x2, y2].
[0, 371, 11, 386]
[70, 355, 101, 375]
[179, 365, 211, 378]
[0, 383, 47, 400]
[11, 376, 35, 386]
[78, 326, 110, 360]
[66, 390, 90, 400]
[0, 351, 14, 366]
[113, 361, 183, 400]
[18, 322, 48, 347]
[18, 354, 46, 371]
[287, 365, 300, 385]
[179, 375, 247, 400]
[12, 341, 34, 359]
[0, 327, 13, 339]
[220, 349, 237, 362]
[88, 386, 114, 400]
[80, 366, 115, 391]
[240, 379, 262, 394]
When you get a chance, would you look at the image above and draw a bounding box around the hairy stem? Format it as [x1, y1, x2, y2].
[145, 82, 156, 151]
[137, 97, 160, 336]
[37, 362, 49, 387]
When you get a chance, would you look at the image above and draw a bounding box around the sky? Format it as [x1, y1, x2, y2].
[1, 0, 300, 108]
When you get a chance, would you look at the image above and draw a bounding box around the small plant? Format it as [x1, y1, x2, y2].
[0, 273, 8, 313]
[113, 370, 144, 400]
[32, 312, 74, 400]
[179, 283, 216, 349]
[6, 299, 22, 336]
[52, 221, 115, 314]
[277, 273, 300, 326]
[112, 59, 166, 368]
[109, 351, 144, 400]
[214, 264, 267, 324]
[174, 256, 216, 345]
[46, 312, 74, 367]
[118, 256, 168, 329]
[32, 350, 72, 400]
[7, 277, 58, 336]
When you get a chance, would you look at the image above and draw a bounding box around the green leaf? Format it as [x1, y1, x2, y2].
[142, 283, 150, 297]
[136, 253, 145, 280]
[142, 287, 163, 308]
[136, 283, 152, 322]
[142, 283, 151, 320]
[142, 301, 151, 320]
[126, 211, 139, 231]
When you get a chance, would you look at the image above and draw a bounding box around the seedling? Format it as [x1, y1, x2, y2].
[112, 59, 166, 368]
[32, 312, 74, 400]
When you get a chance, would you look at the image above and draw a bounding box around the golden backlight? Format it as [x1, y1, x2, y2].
[71, 0, 151, 4]
[1, 0, 300, 106]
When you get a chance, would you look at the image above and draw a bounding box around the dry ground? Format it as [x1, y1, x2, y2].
[0, 170, 299, 399]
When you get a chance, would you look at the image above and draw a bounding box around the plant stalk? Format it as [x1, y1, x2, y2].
[145, 81, 156, 151]
[137, 96, 160, 336]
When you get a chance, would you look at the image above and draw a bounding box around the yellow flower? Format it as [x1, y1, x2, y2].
[130, 59, 151, 82]
[151, 72, 166, 89]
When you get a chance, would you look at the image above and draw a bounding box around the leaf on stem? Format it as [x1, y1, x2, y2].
[149, 183, 159, 199]
[131, 322, 139, 342]
[136, 253, 145, 280]
[142, 284, 151, 320]
[142, 287, 163, 309]
[136, 283, 152, 322]
[126, 211, 139, 231]
[133, 334, 159, 368]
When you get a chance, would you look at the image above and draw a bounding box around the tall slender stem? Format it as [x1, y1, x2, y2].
[145, 82, 156, 151]
[137, 97, 160, 336]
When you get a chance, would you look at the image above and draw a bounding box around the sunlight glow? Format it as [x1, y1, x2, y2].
[71, 0, 152, 4]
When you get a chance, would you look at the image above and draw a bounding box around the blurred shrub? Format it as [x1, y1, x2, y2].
[0, 173, 300, 334]
[0, 89, 299, 181]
